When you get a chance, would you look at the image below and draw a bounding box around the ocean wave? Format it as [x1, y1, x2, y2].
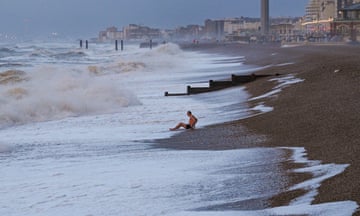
[0, 67, 140, 126]
[87, 43, 184, 75]
[0, 63, 28, 68]
[152, 43, 183, 56]
[50, 50, 87, 59]
[0, 47, 14, 53]
[0, 47, 16, 58]
[88, 61, 146, 75]
[29, 48, 53, 57]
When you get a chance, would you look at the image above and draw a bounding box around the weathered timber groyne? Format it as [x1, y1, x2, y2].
[164, 73, 277, 96]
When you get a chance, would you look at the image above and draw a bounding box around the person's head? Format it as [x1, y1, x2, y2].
[187, 111, 192, 116]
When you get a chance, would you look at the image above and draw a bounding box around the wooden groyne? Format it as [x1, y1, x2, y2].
[164, 73, 277, 96]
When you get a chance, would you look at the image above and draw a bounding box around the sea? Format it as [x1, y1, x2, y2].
[0, 41, 357, 216]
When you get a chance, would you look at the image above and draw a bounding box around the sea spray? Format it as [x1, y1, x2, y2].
[0, 65, 140, 126]
[0, 70, 28, 84]
[152, 43, 183, 56]
[0, 43, 189, 127]
[88, 61, 146, 75]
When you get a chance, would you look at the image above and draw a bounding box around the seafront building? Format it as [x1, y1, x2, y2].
[174, 25, 203, 40]
[123, 24, 161, 40]
[302, 0, 360, 41]
[97, 0, 360, 43]
[204, 19, 225, 40]
[331, 2, 360, 41]
[98, 27, 123, 42]
[270, 20, 304, 42]
[224, 18, 261, 35]
[98, 25, 162, 41]
[303, 0, 336, 35]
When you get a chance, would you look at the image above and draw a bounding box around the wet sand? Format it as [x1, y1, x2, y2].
[155, 42, 360, 213]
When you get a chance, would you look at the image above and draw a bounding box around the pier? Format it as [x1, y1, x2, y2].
[164, 73, 277, 96]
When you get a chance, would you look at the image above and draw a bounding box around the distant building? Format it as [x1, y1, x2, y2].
[223, 17, 261, 41]
[303, 0, 336, 33]
[123, 24, 161, 40]
[174, 25, 203, 40]
[204, 19, 225, 40]
[98, 27, 123, 42]
[331, 2, 360, 41]
[271, 23, 297, 42]
[224, 18, 242, 35]
[267, 17, 304, 42]
[303, 0, 360, 34]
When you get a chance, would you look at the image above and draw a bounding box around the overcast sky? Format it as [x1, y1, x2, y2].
[0, 0, 308, 38]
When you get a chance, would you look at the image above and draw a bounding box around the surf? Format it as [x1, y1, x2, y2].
[0, 65, 140, 127]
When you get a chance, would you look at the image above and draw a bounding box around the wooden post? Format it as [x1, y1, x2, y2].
[115, 40, 118, 51]
[209, 80, 214, 88]
[187, 85, 191, 95]
[80, 40, 83, 48]
[121, 40, 124, 51]
[85, 40, 88, 49]
[150, 39, 152, 49]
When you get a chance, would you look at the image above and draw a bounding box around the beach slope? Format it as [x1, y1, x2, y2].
[157, 43, 360, 214]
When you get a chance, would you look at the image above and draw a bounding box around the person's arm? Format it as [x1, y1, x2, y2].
[190, 116, 198, 128]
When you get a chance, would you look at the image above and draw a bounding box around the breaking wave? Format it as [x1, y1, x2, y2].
[86, 43, 183, 75]
[0, 47, 16, 58]
[0, 63, 28, 68]
[0, 47, 13, 52]
[29, 48, 53, 57]
[0, 67, 140, 127]
[88, 61, 146, 75]
[153, 43, 183, 55]
[51, 50, 87, 59]
[0, 43, 186, 127]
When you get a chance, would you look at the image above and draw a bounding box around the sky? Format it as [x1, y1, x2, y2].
[0, 0, 308, 38]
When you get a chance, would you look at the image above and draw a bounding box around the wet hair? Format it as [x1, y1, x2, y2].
[187, 111, 192, 115]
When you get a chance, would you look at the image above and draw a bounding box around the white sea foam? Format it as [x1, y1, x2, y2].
[1, 41, 185, 128]
[0, 143, 12, 153]
[275, 62, 295, 67]
[251, 103, 274, 113]
[287, 147, 349, 205]
[281, 44, 303, 48]
[0, 148, 288, 216]
[171, 201, 358, 216]
[170, 147, 358, 216]
[249, 74, 304, 101]
[0, 66, 140, 126]
[270, 74, 304, 88]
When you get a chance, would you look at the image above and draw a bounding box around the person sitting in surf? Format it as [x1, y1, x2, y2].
[170, 111, 198, 131]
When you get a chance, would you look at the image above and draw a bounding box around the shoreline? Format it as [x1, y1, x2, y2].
[238, 43, 360, 209]
[155, 42, 360, 214]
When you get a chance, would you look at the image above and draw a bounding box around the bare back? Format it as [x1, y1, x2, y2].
[188, 114, 198, 128]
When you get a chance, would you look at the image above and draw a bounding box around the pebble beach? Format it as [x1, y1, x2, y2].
[156, 42, 360, 215]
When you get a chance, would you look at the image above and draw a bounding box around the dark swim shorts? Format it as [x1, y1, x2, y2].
[185, 124, 192, 129]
